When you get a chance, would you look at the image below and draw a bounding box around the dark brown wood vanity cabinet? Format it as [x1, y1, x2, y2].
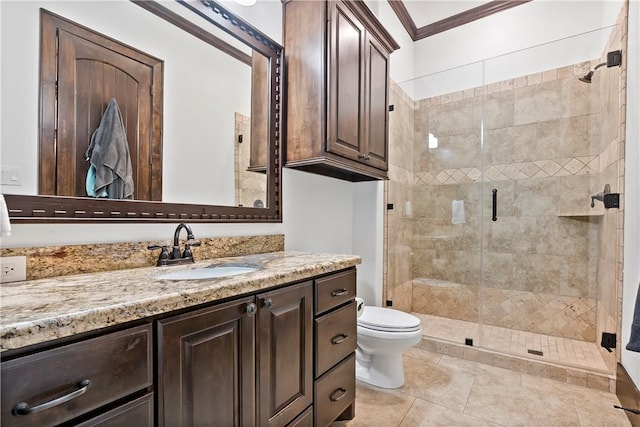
[157, 296, 256, 426]
[314, 269, 357, 426]
[0, 324, 153, 427]
[157, 282, 313, 427]
[283, 0, 399, 182]
[0, 269, 355, 427]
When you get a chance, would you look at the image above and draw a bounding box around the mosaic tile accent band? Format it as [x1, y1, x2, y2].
[415, 155, 607, 186]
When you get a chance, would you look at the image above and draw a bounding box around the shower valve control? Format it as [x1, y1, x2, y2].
[603, 193, 620, 209]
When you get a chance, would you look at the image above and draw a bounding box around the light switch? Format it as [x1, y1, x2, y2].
[1, 166, 22, 186]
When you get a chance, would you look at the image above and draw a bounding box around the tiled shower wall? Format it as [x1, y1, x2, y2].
[594, 4, 628, 373]
[411, 63, 602, 341]
[386, 13, 627, 348]
[234, 112, 267, 208]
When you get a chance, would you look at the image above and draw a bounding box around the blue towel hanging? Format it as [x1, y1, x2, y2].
[626, 281, 640, 352]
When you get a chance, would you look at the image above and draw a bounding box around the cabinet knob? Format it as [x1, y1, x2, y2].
[263, 299, 273, 308]
[246, 303, 257, 317]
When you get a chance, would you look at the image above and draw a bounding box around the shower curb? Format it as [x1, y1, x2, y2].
[417, 336, 616, 393]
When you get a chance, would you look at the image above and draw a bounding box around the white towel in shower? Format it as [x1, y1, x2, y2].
[451, 200, 465, 224]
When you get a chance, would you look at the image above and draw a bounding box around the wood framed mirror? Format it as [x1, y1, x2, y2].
[2, 0, 282, 223]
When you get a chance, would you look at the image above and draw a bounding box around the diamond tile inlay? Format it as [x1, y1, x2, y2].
[415, 155, 601, 186]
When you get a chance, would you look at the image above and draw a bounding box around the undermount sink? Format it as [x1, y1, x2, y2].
[156, 265, 259, 281]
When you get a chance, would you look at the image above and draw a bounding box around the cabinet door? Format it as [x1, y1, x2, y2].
[327, 0, 366, 162]
[258, 281, 313, 426]
[364, 32, 390, 170]
[157, 297, 256, 427]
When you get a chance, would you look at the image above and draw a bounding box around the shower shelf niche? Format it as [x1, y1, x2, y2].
[557, 210, 604, 217]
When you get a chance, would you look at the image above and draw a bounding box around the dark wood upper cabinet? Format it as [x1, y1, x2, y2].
[283, 0, 398, 182]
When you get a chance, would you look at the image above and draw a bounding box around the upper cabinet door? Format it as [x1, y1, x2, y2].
[363, 32, 390, 171]
[326, 0, 365, 162]
[283, 0, 398, 181]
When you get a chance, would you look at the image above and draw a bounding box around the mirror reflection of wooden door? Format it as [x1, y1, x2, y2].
[40, 10, 163, 201]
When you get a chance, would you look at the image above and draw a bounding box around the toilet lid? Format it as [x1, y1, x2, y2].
[358, 307, 422, 332]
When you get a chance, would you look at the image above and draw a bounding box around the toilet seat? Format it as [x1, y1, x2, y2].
[357, 306, 421, 333]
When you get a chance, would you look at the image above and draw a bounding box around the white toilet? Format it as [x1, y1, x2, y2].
[356, 305, 422, 389]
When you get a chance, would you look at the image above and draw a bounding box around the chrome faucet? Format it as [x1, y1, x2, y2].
[148, 223, 201, 266]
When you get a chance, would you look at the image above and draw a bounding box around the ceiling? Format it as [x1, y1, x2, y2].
[387, 0, 532, 40]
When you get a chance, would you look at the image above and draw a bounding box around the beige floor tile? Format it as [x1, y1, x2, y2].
[520, 372, 611, 401]
[464, 380, 582, 426]
[336, 348, 631, 427]
[436, 354, 522, 387]
[574, 399, 632, 427]
[398, 398, 501, 427]
[400, 353, 476, 411]
[333, 382, 415, 427]
[404, 347, 444, 363]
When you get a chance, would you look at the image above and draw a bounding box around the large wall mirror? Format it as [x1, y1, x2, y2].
[0, 0, 282, 222]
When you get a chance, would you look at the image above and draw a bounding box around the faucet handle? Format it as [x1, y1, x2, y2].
[182, 239, 201, 259]
[147, 244, 170, 266]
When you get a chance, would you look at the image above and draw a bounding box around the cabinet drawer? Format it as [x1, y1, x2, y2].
[315, 269, 356, 314]
[314, 353, 355, 427]
[1, 324, 152, 427]
[315, 300, 357, 377]
[75, 393, 154, 427]
[286, 406, 313, 427]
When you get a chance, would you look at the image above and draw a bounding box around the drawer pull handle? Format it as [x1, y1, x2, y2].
[332, 288, 348, 297]
[12, 379, 91, 416]
[330, 388, 347, 402]
[331, 334, 348, 344]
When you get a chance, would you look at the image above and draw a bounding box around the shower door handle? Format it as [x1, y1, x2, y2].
[492, 189, 498, 222]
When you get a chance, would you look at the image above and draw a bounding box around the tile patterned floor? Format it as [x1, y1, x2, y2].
[332, 347, 631, 427]
[414, 313, 609, 372]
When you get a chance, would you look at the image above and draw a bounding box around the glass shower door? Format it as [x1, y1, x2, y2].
[398, 61, 485, 345]
[478, 29, 614, 368]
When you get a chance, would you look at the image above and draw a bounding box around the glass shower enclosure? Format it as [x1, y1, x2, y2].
[385, 21, 626, 377]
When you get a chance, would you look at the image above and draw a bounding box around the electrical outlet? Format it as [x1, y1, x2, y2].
[1, 256, 27, 283]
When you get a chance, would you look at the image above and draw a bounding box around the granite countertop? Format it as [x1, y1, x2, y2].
[0, 251, 361, 352]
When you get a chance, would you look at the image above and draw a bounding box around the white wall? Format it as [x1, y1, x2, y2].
[375, 0, 415, 86]
[621, 0, 640, 389]
[282, 169, 354, 255]
[352, 181, 385, 306]
[407, 0, 624, 99]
